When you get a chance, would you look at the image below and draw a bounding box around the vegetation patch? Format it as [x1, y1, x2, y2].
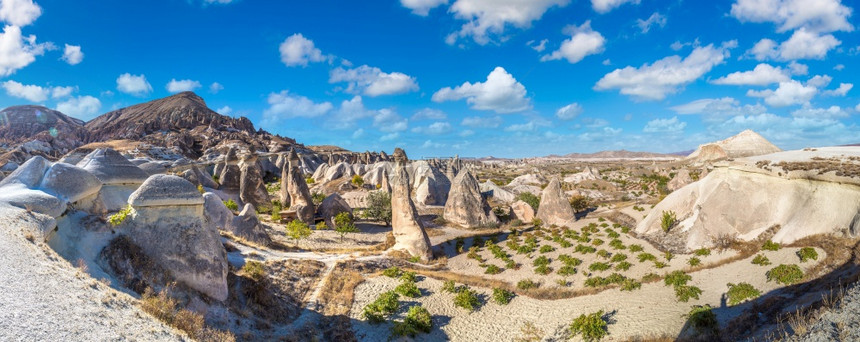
[362, 291, 400, 324]
[766, 264, 804, 285]
[492, 288, 515, 305]
[726, 282, 761, 305]
[797, 247, 818, 262]
[568, 310, 609, 342]
[390, 305, 432, 338]
[752, 254, 771, 266]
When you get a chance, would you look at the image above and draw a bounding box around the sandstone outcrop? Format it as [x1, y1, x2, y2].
[239, 153, 271, 212]
[202, 192, 233, 232]
[479, 180, 516, 203]
[75, 148, 148, 212]
[389, 148, 432, 261]
[230, 204, 272, 246]
[667, 169, 693, 191]
[686, 129, 781, 163]
[319, 193, 353, 229]
[285, 149, 315, 224]
[218, 147, 241, 191]
[510, 200, 535, 222]
[536, 177, 575, 227]
[444, 171, 499, 228]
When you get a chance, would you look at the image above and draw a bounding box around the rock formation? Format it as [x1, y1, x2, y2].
[536, 177, 575, 227]
[667, 169, 693, 191]
[443, 170, 499, 228]
[510, 200, 535, 222]
[230, 204, 272, 246]
[0, 105, 89, 156]
[181, 165, 218, 189]
[319, 193, 353, 229]
[218, 147, 241, 191]
[479, 180, 516, 203]
[76, 148, 149, 212]
[239, 153, 271, 212]
[285, 148, 315, 224]
[389, 148, 433, 261]
[125, 174, 228, 301]
[686, 129, 781, 163]
[202, 192, 233, 232]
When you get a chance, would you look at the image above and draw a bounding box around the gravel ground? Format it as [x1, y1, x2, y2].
[788, 283, 860, 342]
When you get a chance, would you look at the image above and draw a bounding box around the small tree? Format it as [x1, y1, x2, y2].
[351, 174, 365, 187]
[285, 220, 312, 247]
[570, 195, 591, 213]
[363, 191, 392, 226]
[661, 211, 677, 233]
[334, 212, 359, 241]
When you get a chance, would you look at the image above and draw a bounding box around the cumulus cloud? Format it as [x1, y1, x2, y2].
[432, 66, 531, 113]
[579, 126, 622, 141]
[372, 108, 408, 132]
[591, 0, 639, 13]
[216, 106, 232, 115]
[541, 21, 605, 64]
[0, 0, 41, 27]
[748, 29, 840, 61]
[746, 79, 818, 106]
[556, 103, 583, 120]
[116, 73, 152, 96]
[806, 74, 831, 88]
[0, 25, 51, 77]
[279, 33, 332, 67]
[671, 97, 769, 123]
[421, 140, 446, 149]
[527, 39, 548, 52]
[61, 44, 83, 65]
[711, 63, 790, 86]
[412, 121, 452, 135]
[788, 61, 808, 75]
[594, 42, 734, 100]
[636, 12, 666, 33]
[461, 115, 502, 128]
[411, 108, 447, 120]
[380, 132, 400, 141]
[263, 90, 334, 121]
[643, 116, 686, 133]
[822, 83, 852, 97]
[56, 95, 101, 120]
[791, 105, 849, 118]
[51, 86, 73, 99]
[209, 82, 224, 94]
[400, 0, 447, 16]
[166, 79, 201, 93]
[445, 0, 570, 45]
[1, 80, 73, 102]
[329, 65, 419, 96]
[730, 0, 853, 33]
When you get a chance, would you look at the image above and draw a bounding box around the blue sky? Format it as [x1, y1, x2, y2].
[0, 0, 858, 158]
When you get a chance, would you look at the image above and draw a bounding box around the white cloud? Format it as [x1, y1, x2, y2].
[582, 117, 609, 128]
[643, 116, 686, 133]
[855, 103, 860, 112]
[263, 90, 333, 120]
[412, 121, 452, 135]
[806, 74, 831, 88]
[55, 95, 101, 120]
[822, 83, 852, 97]
[411, 108, 447, 120]
[748, 29, 841, 61]
[730, 0, 853, 33]
[1, 80, 73, 102]
[636, 12, 666, 33]
[216, 106, 232, 115]
[595, 42, 734, 100]
[556, 103, 583, 120]
[461, 115, 502, 128]
[61, 44, 83, 65]
[670, 97, 769, 124]
[0, 25, 51, 77]
[711, 63, 790, 86]
[0, 0, 41, 27]
[579, 126, 622, 141]
[527, 39, 548, 52]
[116, 73, 152, 96]
[209, 82, 224, 94]
[541, 21, 605, 64]
[459, 129, 474, 137]
[746, 80, 817, 106]
[504, 118, 551, 132]
[51, 86, 73, 99]
[591, 0, 639, 13]
[166, 79, 201, 93]
[791, 105, 849, 118]
[400, 0, 447, 16]
[279, 33, 332, 67]
[788, 61, 808, 75]
[352, 128, 365, 139]
[329, 65, 419, 96]
[372, 108, 408, 132]
[446, 0, 570, 45]
[833, 64, 845, 71]
[432, 66, 531, 113]
[380, 132, 400, 141]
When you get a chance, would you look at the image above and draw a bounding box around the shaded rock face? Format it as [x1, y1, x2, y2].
[239, 154, 272, 212]
[320, 193, 353, 229]
[202, 192, 233, 232]
[125, 174, 228, 301]
[686, 129, 781, 163]
[536, 178, 575, 228]
[411, 161, 451, 206]
[285, 150, 315, 224]
[181, 165, 218, 189]
[479, 180, 516, 203]
[667, 169, 693, 192]
[39, 162, 102, 203]
[76, 148, 149, 185]
[511, 200, 535, 222]
[0, 156, 67, 219]
[443, 171, 499, 228]
[137, 162, 167, 176]
[218, 147, 241, 191]
[0, 105, 89, 156]
[389, 148, 433, 261]
[230, 204, 272, 246]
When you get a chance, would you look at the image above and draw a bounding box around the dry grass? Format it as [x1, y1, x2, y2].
[139, 286, 236, 342]
[318, 262, 366, 316]
[407, 268, 611, 300]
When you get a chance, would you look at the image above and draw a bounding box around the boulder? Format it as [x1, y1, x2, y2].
[536, 178, 575, 227]
[125, 174, 228, 301]
[181, 165, 218, 189]
[203, 192, 233, 232]
[480, 180, 516, 203]
[137, 162, 167, 175]
[239, 154, 272, 212]
[0, 155, 50, 188]
[319, 193, 353, 229]
[230, 204, 272, 246]
[39, 162, 102, 203]
[667, 169, 693, 192]
[311, 163, 329, 183]
[323, 162, 353, 183]
[443, 171, 499, 228]
[76, 148, 149, 185]
[411, 161, 451, 206]
[284, 149, 315, 224]
[511, 200, 535, 222]
[389, 148, 433, 261]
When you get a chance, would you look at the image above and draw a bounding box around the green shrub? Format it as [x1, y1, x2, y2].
[442, 280, 457, 293]
[608, 239, 625, 250]
[467, 246, 484, 262]
[390, 305, 432, 337]
[661, 211, 677, 233]
[584, 273, 627, 287]
[383, 267, 402, 278]
[492, 288, 514, 305]
[767, 264, 804, 285]
[620, 278, 642, 291]
[654, 261, 668, 269]
[395, 280, 421, 298]
[558, 265, 577, 276]
[591, 238, 605, 246]
[311, 191, 326, 205]
[674, 285, 703, 302]
[315, 222, 328, 230]
[334, 212, 359, 241]
[558, 254, 582, 267]
[400, 271, 417, 283]
[575, 244, 597, 254]
[285, 220, 312, 244]
[762, 240, 780, 251]
[629, 244, 644, 253]
[223, 199, 239, 211]
[240, 261, 266, 282]
[568, 310, 608, 342]
[597, 249, 611, 259]
[686, 305, 718, 335]
[664, 271, 691, 287]
[726, 282, 761, 305]
[305, 176, 315, 184]
[693, 248, 711, 256]
[539, 245, 555, 253]
[362, 291, 400, 323]
[642, 273, 660, 282]
[485, 264, 502, 275]
[505, 260, 518, 270]
[589, 262, 611, 272]
[351, 174, 365, 187]
[453, 287, 480, 311]
[637, 253, 657, 262]
[516, 192, 540, 212]
[517, 279, 538, 290]
[688, 257, 701, 267]
[534, 264, 552, 275]
[363, 191, 392, 225]
[533, 256, 550, 267]
[108, 205, 134, 226]
[610, 253, 627, 263]
[797, 247, 818, 262]
[752, 254, 771, 266]
[615, 262, 632, 271]
[663, 251, 674, 261]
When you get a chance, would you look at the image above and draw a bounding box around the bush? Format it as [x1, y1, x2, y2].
[517, 279, 538, 290]
[285, 220, 312, 244]
[637, 253, 657, 262]
[400, 271, 418, 283]
[654, 261, 668, 269]
[108, 205, 134, 226]
[629, 244, 644, 253]
[693, 248, 711, 256]
[395, 280, 421, 298]
[334, 212, 359, 241]
[570, 195, 591, 212]
[363, 191, 392, 226]
[762, 240, 780, 251]
[140, 287, 235, 341]
[615, 262, 632, 271]
[516, 192, 540, 212]
[575, 244, 597, 254]
[311, 192, 326, 205]
[726, 282, 761, 305]
[608, 239, 625, 250]
[539, 245, 555, 253]
[752, 254, 771, 266]
[241, 261, 266, 282]
[223, 199, 238, 211]
[442, 280, 457, 293]
[468, 246, 485, 262]
[664, 271, 691, 287]
[585, 273, 627, 287]
[620, 278, 642, 291]
[391, 305, 432, 337]
[485, 264, 502, 275]
[610, 253, 627, 263]
[589, 262, 611, 272]
[797, 247, 818, 262]
[641, 273, 660, 282]
[663, 251, 674, 261]
[315, 222, 328, 230]
[767, 264, 804, 285]
[383, 267, 402, 278]
[674, 285, 703, 302]
[597, 250, 611, 259]
[305, 176, 315, 184]
[453, 287, 480, 311]
[363, 291, 400, 324]
[558, 265, 577, 276]
[351, 174, 365, 187]
[592, 238, 605, 246]
[492, 288, 514, 305]
[533, 256, 550, 267]
[568, 310, 608, 342]
[661, 211, 677, 233]
[688, 257, 701, 267]
[686, 305, 718, 335]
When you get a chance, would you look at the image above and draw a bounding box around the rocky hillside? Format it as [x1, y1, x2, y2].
[686, 129, 781, 163]
[0, 105, 90, 156]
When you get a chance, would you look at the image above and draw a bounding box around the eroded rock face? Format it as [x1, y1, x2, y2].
[239, 154, 271, 212]
[0, 156, 67, 218]
[686, 129, 781, 163]
[125, 174, 228, 301]
[480, 180, 516, 203]
[319, 193, 353, 229]
[76, 148, 148, 186]
[511, 200, 535, 222]
[411, 161, 450, 206]
[443, 170, 499, 228]
[39, 162, 102, 203]
[284, 149, 315, 224]
[218, 147, 241, 191]
[536, 178, 575, 228]
[181, 165, 218, 189]
[667, 169, 693, 192]
[230, 204, 272, 246]
[389, 148, 432, 261]
[202, 192, 233, 232]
